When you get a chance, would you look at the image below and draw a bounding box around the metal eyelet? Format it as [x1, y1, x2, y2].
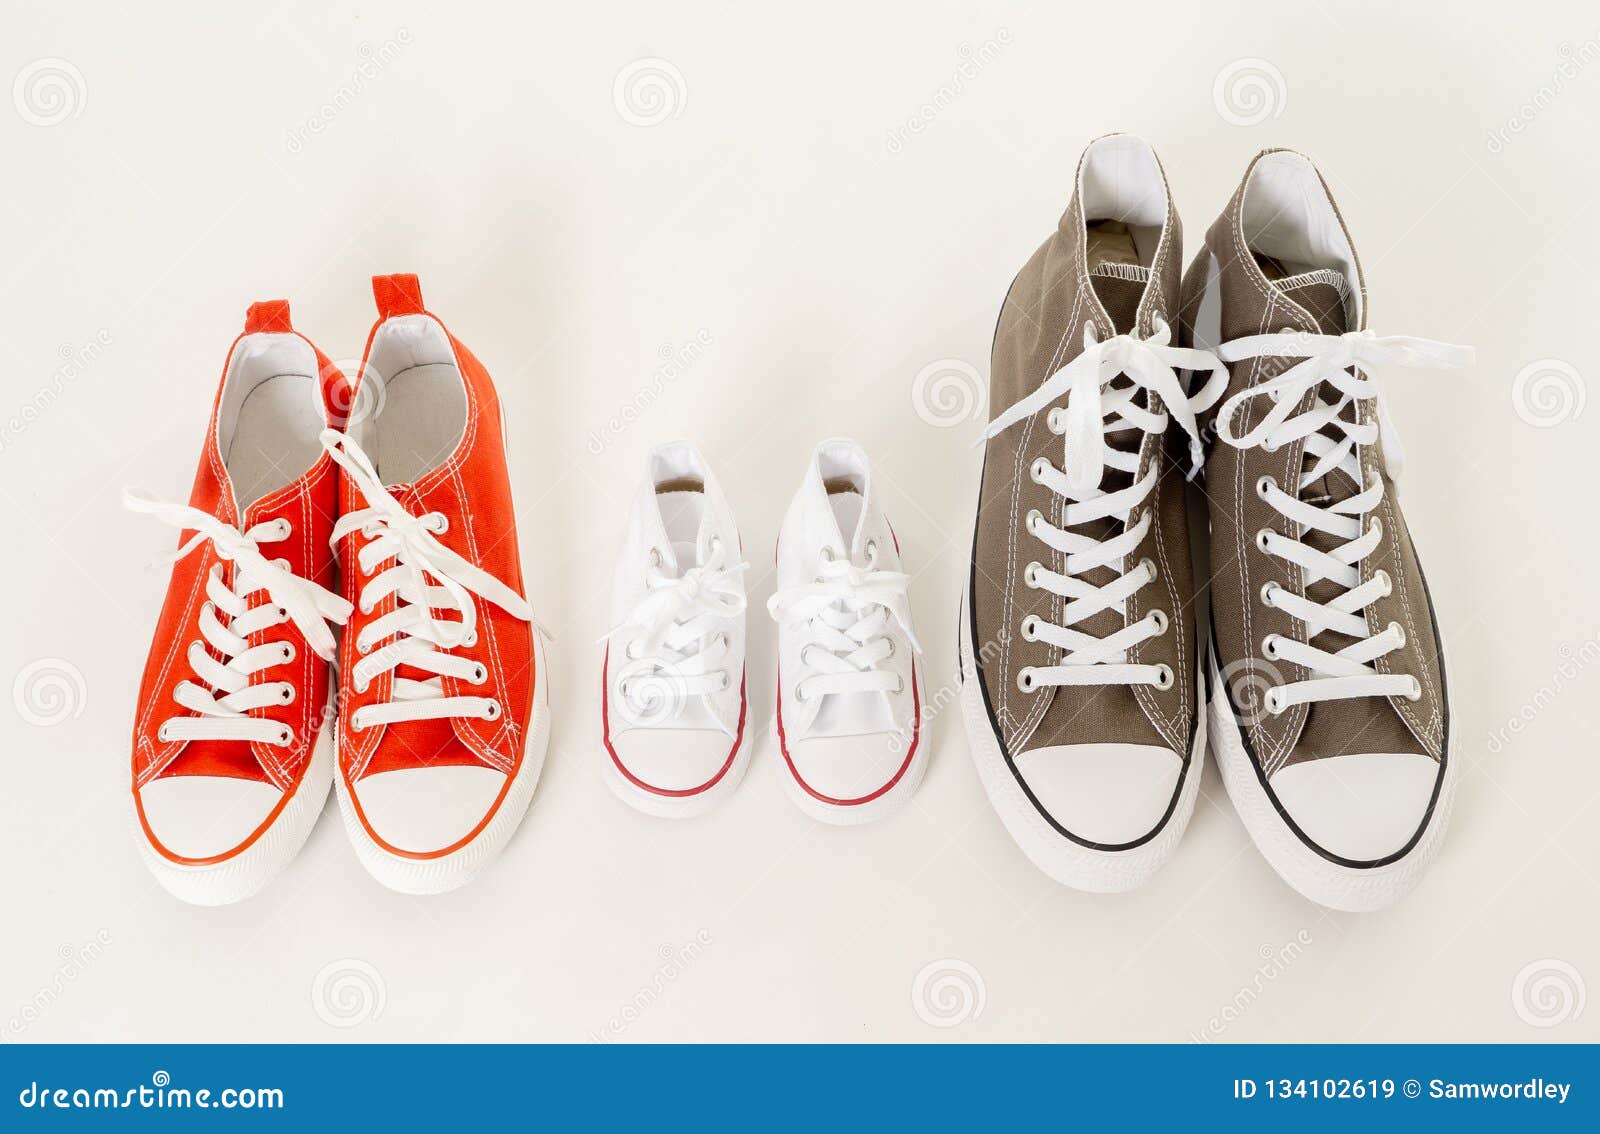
[1260, 581, 1279, 607]
[1148, 609, 1169, 636]
[1030, 457, 1051, 484]
[1152, 664, 1174, 690]
[1404, 676, 1423, 702]
[1255, 529, 1273, 554]
[276, 726, 295, 746]
[429, 514, 450, 535]
[1256, 475, 1274, 500]
[1025, 509, 1044, 537]
[1020, 615, 1040, 642]
[462, 629, 478, 647]
[717, 673, 731, 692]
[1387, 621, 1406, 649]
[883, 637, 896, 658]
[1023, 561, 1043, 588]
[1016, 667, 1037, 693]
[893, 676, 905, 694]
[483, 700, 502, 721]
[1262, 634, 1281, 660]
[1369, 518, 1383, 540]
[157, 723, 173, 742]
[471, 663, 487, 684]
[1139, 557, 1157, 583]
[1046, 407, 1066, 434]
[1264, 688, 1286, 715]
[865, 539, 879, 559]
[279, 684, 296, 704]
[349, 710, 367, 733]
[1374, 569, 1393, 597]
[280, 643, 296, 664]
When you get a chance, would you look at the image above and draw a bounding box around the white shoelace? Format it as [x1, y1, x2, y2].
[979, 320, 1227, 690]
[608, 537, 749, 731]
[322, 430, 534, 733]
[1215, 329, 1473, 714]
[767, 543, 922, 703]
[124, 489, 353, 747]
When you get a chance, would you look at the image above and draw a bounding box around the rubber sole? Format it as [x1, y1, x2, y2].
[132, 721, 334, 907]
[959, 593, 1204, 892]
[775, 667, 930, 827]
[1205, 646, 1455, 912]
[336, 633, 552, 895]
[599, 726, 753, 820]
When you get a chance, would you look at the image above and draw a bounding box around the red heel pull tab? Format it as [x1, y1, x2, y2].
[372, 273, 425, 318]
[244, 300, 292, 334]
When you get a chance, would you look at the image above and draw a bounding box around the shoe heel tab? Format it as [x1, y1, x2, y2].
[372, 273, 425, 318]
[244, 299, 293, 334]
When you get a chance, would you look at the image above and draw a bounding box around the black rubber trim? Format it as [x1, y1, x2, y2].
[965, 479, 1196, 854]
[1210, 559, 1450, 870]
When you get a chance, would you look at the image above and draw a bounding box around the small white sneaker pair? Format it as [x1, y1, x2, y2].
[601, 439, 927, 823]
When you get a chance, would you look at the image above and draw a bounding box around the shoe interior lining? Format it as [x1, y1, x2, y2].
[1240, 151, 1363, 326]
[216, 333, 324, 511]
[656, 487, 706, 568]
[355, 315, 467, 486]
[1078, 135, 1166, 263]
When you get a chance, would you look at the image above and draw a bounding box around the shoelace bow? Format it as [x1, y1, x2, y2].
[123, 489, 352, 747]
[979, 320, 1227, 689]
[767, 544, 922, 703]
[321, 430, 534, 731]
[606, 538, 749, 731]
[1215, 329, 1473, 713]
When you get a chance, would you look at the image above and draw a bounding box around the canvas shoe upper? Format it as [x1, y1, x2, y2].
[601, 443, 750, 818]
[1181, 148, 1471, 910]
[961, 134, 1227, 891]
[769, 439, 926, 825]
[328, 273, 549, 894]
[125, 299, 349, 906]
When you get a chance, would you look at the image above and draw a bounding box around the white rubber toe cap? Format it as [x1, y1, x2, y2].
[1013, 743, 1183, 846]
[1269, 752, 1440, 862]
[608, 728, 737, 794]
[351, 766, 507, 854]
[786, 733, 911, 803]
[137, 775, 284, 860]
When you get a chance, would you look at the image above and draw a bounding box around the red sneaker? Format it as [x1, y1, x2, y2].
[125, 300, 350, 906]
[325, 273, 549, 894]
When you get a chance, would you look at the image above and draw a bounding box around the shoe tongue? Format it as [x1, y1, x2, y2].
[1270, 268, 1350, 336]
[1088, 262, 1150, 336]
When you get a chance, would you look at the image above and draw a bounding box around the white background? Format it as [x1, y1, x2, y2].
[3, 0, 1597, 1042]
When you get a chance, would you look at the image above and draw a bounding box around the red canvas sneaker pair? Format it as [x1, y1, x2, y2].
[126, 275, 548, 905]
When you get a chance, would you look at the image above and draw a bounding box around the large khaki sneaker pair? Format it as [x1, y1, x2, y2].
[961, 135, 1471, 910]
